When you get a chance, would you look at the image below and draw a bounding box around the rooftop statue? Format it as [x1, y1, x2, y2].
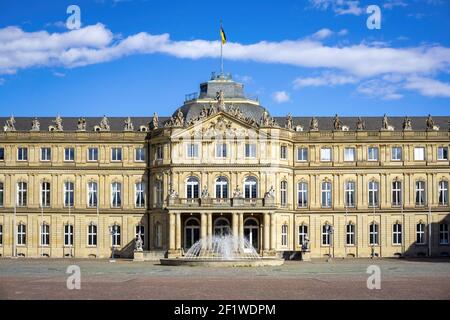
[381, 114, 394, 131]
[100, 115, 110, 131]
[3, 115, 16, 132]
[30, 118, 40, 131]
[261, 110, 270, 126]
[49, 115, 63, 132]
[403, 116, 412, 131]
[124, 117, 134, 131]
[333, 114, 342, 130]
[215, 90, 225, 110]
[152, 112, 159, 129]
[285, 113, 293, 130]
[426, 114, 439, 131]
[77, 117, 86, 131]
[310, 117, 319, 131]
[356, 117, 365, 131]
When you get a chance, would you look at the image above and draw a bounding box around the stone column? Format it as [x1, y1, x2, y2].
[232, 212, 239, 250]
[238, 213, 244, 244]
[270, 212, 276, 251]
[263, 212, 270, 252]
[169, 212, 175, 251]
[207, 212, 213, 237]
[175, 212, 181, 250]
[200, 213, 207, 240]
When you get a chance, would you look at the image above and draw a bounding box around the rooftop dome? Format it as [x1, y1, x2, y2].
[172, 73, 270, 123]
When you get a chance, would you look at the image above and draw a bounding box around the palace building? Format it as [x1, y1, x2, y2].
[0, 72, 449, 259]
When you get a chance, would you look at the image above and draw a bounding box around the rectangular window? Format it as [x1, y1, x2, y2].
[40, 147, 51, 161]
[393, 223, 402, 245]
[298, 225, 308, 245]
[368, 147, 379, 161]
[64, 224, 74, 246]
[40, 182, 51, 207]
[297, 182, 308, 208]
[155, 180, 163, 206]
[0, 182, 3, 207]
[321, 182, 332, 208]
[245, 144, 256, 158]
[297, 148, 308, 161]
[17, 182, 27, 207]
[88, 224, 97, 246]
[369, 223, 379, 245]
[136, 225, 145, 242]
[345, 181, 356, 207]
[216, 143, 227, 158]
[111, 182, 122, 208]
[0, 147, 4, 161]
[40, 224, 50, 246]
[156, 145, 164, 160]
[111, 148, 122, 161]
[64, 182, 74, 207]
[280, 181, 287, 207]
[439, 181, 449, 205]
[414, 147, 425, 161]
[368, 181, 379, 207]
[416, 223, 425, 245]
[17, 224, 26, 245]
[392, 181, 402, 206]
[438, 147, 448, 161]
[187, 144, 199, 158]
[135, 182, 145, 208]
[346, 224, 355, 245]
[391, 147, 402, 161]
[87, 148, 98, 161]
[439, 223, 449, 245]
[87, 182, 98, 208]
[415, 181, 426, 206]
[281, 224, 288, 246]
[322, 225, 332, 246]
[320, 148, 332, 162]
[280, 145, 287, 160]
[344, 148, 355, 162]
[17, 147, 28, 161]
[64, 147, 75, 161]
[135, 148, 145, 161]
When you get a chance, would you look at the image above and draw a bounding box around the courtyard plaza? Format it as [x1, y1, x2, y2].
[0, 258, 449, 299]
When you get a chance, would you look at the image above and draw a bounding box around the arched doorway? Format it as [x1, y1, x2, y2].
[214, 217, 231, 236]
[244, 218, 259, 251]
[184, 217, 200, 250]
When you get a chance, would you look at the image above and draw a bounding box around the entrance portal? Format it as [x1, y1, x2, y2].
[244, 218, 259, 251]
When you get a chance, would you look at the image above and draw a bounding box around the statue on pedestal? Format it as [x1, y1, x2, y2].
[201, 186, 210, 199]
[233, 186, 243, 198]
[30, 118, 40, 131]
[264, 186, 275, 199]
[285, 113, 293, 130]
[152, 112, 159, 129]
[135, 235, 143, 251]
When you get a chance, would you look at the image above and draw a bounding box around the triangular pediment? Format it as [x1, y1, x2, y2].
[170, 111, 271, 140]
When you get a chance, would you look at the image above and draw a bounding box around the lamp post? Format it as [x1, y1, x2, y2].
[109, 225, 116, 262]
[327, 224, 334, 262]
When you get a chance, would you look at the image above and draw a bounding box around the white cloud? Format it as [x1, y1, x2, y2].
[309, 0, 364, 16]
[272, 91, 290, 103]
[311, 28, 334, 40]
[404, 77, 450, 97]
[293, 72, 358, 88]
[337, 29, 348, 36]
[383, 0, 408, 9]
[357, 79, 403, 100]
[53, 71, 66, 77]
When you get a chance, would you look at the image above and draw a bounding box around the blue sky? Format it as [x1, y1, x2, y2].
[0, 0, 449, 117]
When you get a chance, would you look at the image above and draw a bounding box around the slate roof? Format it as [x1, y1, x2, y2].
[1, 116, 448, 132]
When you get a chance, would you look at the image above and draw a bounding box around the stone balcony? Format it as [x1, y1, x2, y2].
[167, 197, 276, 209]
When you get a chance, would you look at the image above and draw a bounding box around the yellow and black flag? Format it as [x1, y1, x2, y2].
[220, 26, 227, 44]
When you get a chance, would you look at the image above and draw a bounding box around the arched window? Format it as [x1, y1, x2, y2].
[186, 177, 199, 199]
[322, 224, 332, 245]
[40, 223, 50, 246]
[184, 218, 200, 250]
[244, 218, 259, 250]
[87, 223, 97, 246]
[40, 181, 51, 207]
[298, 224, 308, 245]
[346, 223, 355, 245]
[215, 177, 229, 199]
[87, 182, 98, 208]
[244, 177, 258, 199]
[321, 181, 332, 208]
[214, 218, 230, 236]
[368, 180, 379, 207]
[280, 181, 287, 207]
[135, 182, 145, 208]
[64, 224, 74, 246]
[17, 182, 27, 207]
[17, 223, 26, 245]
[345, 181, 355, 207]
[438, 180, 448, 205]
[281, 224, 288, 246]
[369, 222, 379, 245]
[111, 182, 122, 208]
[64, 181, 74, 208]
[416, 222, 426, 244]
[393, 222, 402, 245]
[111, 224, 121, 247]
[297, 182, 308, 208]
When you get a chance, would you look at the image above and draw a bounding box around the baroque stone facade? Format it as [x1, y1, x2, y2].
[0, 73, 449, 259]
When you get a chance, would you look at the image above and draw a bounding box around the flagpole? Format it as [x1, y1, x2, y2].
[220, 20, 224, 75]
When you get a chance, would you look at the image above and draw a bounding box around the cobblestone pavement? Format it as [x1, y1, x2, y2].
[0, 258, 449, 300]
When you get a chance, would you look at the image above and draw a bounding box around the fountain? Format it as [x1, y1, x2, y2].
[160, 234, 284, 267]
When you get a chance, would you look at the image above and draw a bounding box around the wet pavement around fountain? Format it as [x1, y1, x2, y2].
[0, 258, 449, 299]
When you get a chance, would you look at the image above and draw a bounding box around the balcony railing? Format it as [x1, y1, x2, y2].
[167, 197, 275, 208]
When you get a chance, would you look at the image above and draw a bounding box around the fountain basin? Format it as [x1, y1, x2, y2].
[160, 258, 284, 267]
